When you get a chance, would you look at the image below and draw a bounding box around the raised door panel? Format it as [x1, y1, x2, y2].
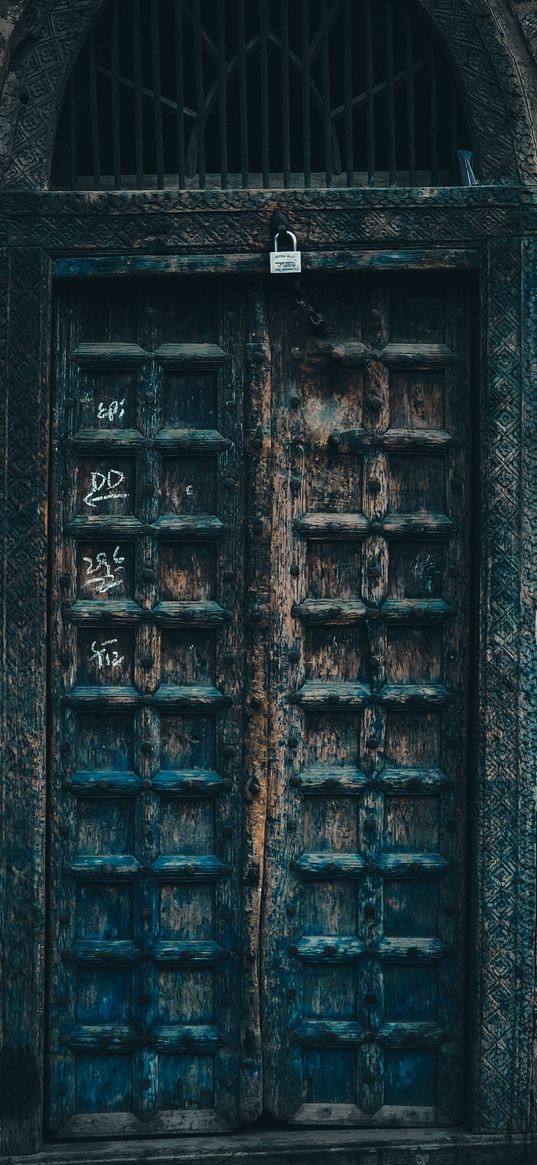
[262, 274, 472, 1126]
[48, 280, 248, 1137]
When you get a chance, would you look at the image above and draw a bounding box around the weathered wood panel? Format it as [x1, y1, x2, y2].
[48, 278, 251, 1136]
[239, 287, 272, 1122]
[53, 250, 481, 279]
[262, 272, 472, 1125]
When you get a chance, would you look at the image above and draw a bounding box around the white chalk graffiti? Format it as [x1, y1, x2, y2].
[411, 552, 439, 596]
[84, 468, 128, 509]
[82, 546, 125, 595]
[89, 638, 124, 670]
[97, 398, 126, 423]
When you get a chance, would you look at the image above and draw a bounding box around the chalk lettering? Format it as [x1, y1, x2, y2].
[84, 469, 128, 509]
[82, 546, 125, 595]
[97, 398, 126, 423]
[89, 638, 125, 670]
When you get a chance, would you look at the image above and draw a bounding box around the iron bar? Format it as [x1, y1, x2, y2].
[331, 61, 425, 120]
[217, 0, 228, 187]
[386, 0, 395, 185]
[343, 0, 353, 185]
[133, 0, 143, 188]
[365, 0, 374, 184]
[429, 41, 438, 186]
[281, 0, 290, 187]
[97, 66, 194, 114]
[260, 0, 270, 186]
[238, 0, 248, 185]
[405, 9, 416, 185]
[88, 31, 101, 189]
[321, 0, 332, 185]
[68, 75, 77, 190]
[111, 2, 121, 189]
[450, 84, 458, 184]
[301, 0, 311, 187]
[194, 0, 206, 187]
[151, 0, 165, 187]
[175, 0, 186, 187]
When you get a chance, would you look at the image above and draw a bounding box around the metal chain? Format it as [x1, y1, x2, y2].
[293, 279, 326, 329]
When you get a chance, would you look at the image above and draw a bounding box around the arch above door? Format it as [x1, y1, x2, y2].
[0, 0, 536, 189]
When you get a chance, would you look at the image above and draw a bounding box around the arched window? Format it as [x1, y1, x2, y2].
[52, 0, 471, 190]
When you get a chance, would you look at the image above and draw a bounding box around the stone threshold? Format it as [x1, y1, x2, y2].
[3, 1128, 537, 1165]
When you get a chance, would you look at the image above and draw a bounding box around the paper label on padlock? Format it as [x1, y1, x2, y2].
[270, 250, 302, 274]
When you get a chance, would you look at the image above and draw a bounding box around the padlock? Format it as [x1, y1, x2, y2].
[270, 229, 302, 275]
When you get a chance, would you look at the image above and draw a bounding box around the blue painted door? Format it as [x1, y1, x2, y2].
[48, 272, 472, 1135]
[47, 279, 249, 1136]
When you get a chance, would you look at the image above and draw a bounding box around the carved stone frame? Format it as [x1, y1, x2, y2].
[0, 188, 535, 1161]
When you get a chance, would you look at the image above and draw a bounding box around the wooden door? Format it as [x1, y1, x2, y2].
[47, 278, 251, 1137]
[48, 270, 473, 1136]
[262, 273, 472, 1127]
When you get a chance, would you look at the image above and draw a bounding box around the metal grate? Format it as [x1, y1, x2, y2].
[52, 0, 471, 190]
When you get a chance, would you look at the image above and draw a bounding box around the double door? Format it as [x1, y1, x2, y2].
[47, 272, 472, 1135]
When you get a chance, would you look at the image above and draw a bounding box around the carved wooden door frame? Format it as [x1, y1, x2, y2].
[0, 191, 535, 1157]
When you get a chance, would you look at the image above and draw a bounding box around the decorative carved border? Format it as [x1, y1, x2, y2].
[523, 237, 537, 1134]
[424, 0, 537, 184]
[0, 0, 535, 189]
[0, 187, 531, 256]
[0, 248, 50, 1154]
[470, 236, 535, 1132]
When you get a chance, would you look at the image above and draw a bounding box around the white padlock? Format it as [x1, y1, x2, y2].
[270, 229, 302, 274]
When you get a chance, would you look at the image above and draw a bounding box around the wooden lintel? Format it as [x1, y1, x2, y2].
[53, 247, 481, 279]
